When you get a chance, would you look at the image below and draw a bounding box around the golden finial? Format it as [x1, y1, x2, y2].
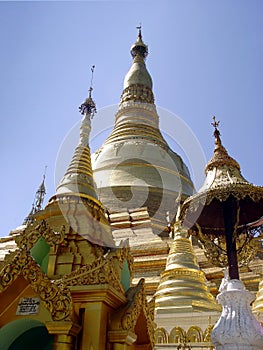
[43, 165, 47, 180]
[136, 23, 142, 40]
[79, 65, 96, 117]
[88, 65, 95, 97]
[211, 115, 221, 145]
[211, 115, 220, 131]
[131, 24, 148, 59]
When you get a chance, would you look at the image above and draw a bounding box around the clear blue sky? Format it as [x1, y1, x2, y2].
[1, 0, 262, 237]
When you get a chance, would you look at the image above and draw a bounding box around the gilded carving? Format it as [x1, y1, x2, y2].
[0, 250, 22, 291]
[0, 249, 18, 270]
[121, 84, 154, 104]
[60, 255, 124, 294]
[154, 327, 168, 344]
[15, 220, 65, 250]
[122, 279, 155, 347]
[108, 278, 155, 347]
[0, 248, 73, 321]
[147, 296, 156, 324]
[168, 327, 186, 344]
[203, 325, 213, 342]
[196, 223, 261, 268]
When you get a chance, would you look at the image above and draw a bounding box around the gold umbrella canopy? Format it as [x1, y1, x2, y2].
[179, 118, 263, 276]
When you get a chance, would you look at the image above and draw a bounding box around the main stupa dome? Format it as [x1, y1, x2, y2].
[92, 29, 194, 235]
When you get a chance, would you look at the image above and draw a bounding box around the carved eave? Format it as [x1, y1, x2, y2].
[15, 219, 65, 250]
[181, 177, 263, 241]
[59, 255, 125, 295]
[109, 278, 155, 348]
[182, 183, 263, 218]
[0, 248, 75, 322]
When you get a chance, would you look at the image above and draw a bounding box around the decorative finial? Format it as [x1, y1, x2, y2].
[136, 23, 142, 40]
[212, 115, 220, 131]
[211, 116, 221, 145]
[35, 166, 47, 212]
[88, 65, 95, 98]
[24, 168, 47, 225]
[43, 165, 47, 179]
[79, 65, 97, 118]
[131, 25, 148, 59]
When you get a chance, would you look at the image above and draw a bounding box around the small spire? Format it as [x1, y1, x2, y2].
[79, 65, 97, 118]
[24, 167, 47, 225]
[56, 67, 98, 200]
[205, 116, 240, 172]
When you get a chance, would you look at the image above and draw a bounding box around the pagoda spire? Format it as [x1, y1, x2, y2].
[104, 27, 161, 145]
[120, 26, 154, 105]
[56, 66, 98, 200]
[48, 67, 115, 248]
[24, 169, 46, 224]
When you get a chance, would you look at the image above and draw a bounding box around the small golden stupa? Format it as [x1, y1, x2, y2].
[155, 223, 220, 313]
[154, 222, 220, 346]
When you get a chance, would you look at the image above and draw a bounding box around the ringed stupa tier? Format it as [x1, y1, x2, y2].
[92, 28, 194, 236]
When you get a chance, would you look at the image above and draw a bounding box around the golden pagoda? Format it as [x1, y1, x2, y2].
[154, 222, 220, 348]
[92, 27, 194, 236]
[0, 78, 154, 349]
[1, 27, 263, 350]
[91, 28, 195, 299]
